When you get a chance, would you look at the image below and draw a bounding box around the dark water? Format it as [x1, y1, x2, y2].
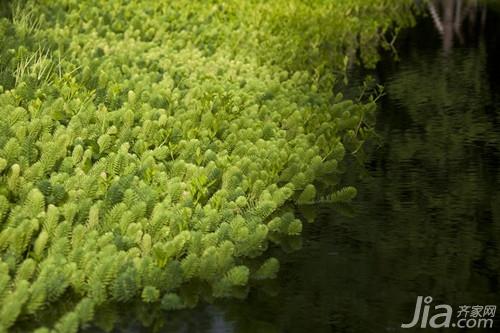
[105, 3, 500, 333]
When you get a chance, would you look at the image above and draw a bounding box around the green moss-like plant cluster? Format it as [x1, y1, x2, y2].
[0, 0, 414, 332]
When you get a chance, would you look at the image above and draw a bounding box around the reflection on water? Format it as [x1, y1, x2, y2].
[96, 3, 500, 333]
[427, 0, 488, 52]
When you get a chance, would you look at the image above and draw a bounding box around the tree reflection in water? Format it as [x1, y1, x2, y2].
[428, 0, 488, 52]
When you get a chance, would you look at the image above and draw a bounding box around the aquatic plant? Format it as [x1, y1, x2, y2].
[0, 0, 415, 331]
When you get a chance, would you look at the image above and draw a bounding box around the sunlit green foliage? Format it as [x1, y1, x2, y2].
[0, 0, 414, 331]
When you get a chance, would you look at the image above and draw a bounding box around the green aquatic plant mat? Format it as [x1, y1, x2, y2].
[0, 0, 414, 331]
